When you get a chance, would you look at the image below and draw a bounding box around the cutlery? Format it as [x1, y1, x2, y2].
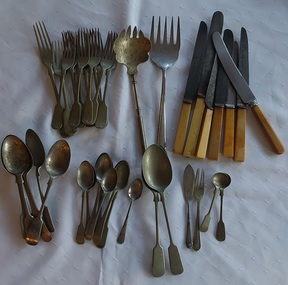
[113, 26, 151, 153]
[213, 31, 285, 154]
[173, 21, 207, 154]
[182, 164, 194, 248]
[183, 11, 224, 157]
[234, 28, 249, 162]
[193, 168, 204, 251]
[150, 16, 180, 149]
[206, 29, 234, 160]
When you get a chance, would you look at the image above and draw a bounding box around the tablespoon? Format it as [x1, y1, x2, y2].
[94, 160, 130, 247]
[26, 140, 71, 246]
[142, 144, 183, 276]
[1, 135, 34, 238]
[25, 129, 54, 232]
[117, 178, 143, 244]
[85, 153, 113, 240]
[76, 161, 95, 244]
[214, 173, 231, 241]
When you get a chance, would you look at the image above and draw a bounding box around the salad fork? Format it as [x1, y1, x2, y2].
[150, 16, 180, 149]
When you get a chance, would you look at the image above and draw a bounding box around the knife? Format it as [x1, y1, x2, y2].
[206, 29, 234, 160]
[213, 32, 285, 154]
[234, 28, 248, 161]
[222, 40, 238, 158]
[183, 11, 224, 157]
[173, 21, 207, 154]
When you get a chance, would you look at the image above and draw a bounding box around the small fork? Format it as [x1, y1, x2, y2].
[150, 16, 180, 149]
[193, 168, 205, 251]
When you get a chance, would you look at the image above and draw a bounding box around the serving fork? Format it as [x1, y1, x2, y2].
[193, 168, 205, 251]
[150, 16, 180, 149]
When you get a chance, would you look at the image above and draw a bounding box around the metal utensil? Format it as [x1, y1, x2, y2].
[142, 144, 183, 276]
[182, 164, 194, 248]
[117, 178, 143, 244]
[193, 168, 205, 251]
[150, 16, 180, 149]
[76, 161, 95, 244]
[26, 140, 71, 246]
[113, 26, 151, 153]
[212, 172, 231, 241]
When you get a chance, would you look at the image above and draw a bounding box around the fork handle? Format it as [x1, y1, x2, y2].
[193, 202, 201, 251]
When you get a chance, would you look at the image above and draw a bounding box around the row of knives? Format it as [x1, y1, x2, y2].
[173, 11, 285, 161]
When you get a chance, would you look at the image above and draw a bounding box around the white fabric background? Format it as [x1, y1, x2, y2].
[0, 0, 288, 284]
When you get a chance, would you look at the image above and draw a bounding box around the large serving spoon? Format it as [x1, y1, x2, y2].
[1, 135, 34, 238]
[25, 129, 55, 232]
[117, 178, 143, 244]
[26, 140, 71, 246]
[94, 160, 130, 247]
[85, 153, 113, 240]
[213, 173, 231, 241]
[76, 161, 95, 244]
[142, 144, 183, 276]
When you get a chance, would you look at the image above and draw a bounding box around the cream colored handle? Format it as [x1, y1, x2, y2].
[223, 108, 235, 157]
[234, 108, 246, 162]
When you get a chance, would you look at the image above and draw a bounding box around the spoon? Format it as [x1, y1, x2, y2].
[94, 160, 130, 247]
[76, 161, 95, 244]
[85, 153, 113, 240]
[117, 178, 143, 244]
[26, 140, 71, 246]
[214, 173, 231, 241]
[25, 129, 55, 233]
[1, 135, 34, 238]
[113, 26, 151, 153]
[142, 144, 183, 276]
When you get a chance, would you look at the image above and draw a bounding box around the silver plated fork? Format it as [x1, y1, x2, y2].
[150, 16, 180, 149]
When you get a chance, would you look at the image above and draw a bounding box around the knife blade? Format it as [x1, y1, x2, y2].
[222, 40, 238, 158]
[173, 21, 207, 154]
[183, 11, 224, 157]
[234, 28, 248, 162]
[206, 29, 234, 160]
[213, 31, 285, 154]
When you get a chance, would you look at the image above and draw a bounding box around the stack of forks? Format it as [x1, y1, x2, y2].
[33, 21, 118, 137]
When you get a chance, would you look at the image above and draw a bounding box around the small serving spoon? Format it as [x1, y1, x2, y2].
[117, 178, 143, 244]
[213, 173, 231, 241]
[26, 140, 71, 246]
[76, 161, 95, 244]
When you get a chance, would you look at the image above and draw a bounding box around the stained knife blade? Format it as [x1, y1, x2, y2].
[183, 11, 224, 157]
[213, 31, 285, 154]
[173, 21, 207, 154]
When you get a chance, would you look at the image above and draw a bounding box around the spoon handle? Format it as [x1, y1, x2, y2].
[117, 201, 132, 244]
[216, 190, 226, 241]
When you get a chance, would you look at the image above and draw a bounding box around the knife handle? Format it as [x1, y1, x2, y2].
[234, 108, 246, 162]
[196, 108, 213, 158]
[223, 108, 235, 157]
[173, 103, 192, 154]
[251, 105, 285, 154]
[183, 97, 206, 157]
[206, 107, 224, 160]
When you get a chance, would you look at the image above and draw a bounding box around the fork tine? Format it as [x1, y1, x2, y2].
[163, 17, 168, 45]
[40, 21, 52, 48]
[132, 27, 137, 38]
[126, 26, 131, 38]
[170, 17, 174, 45]
[150, 16, 155, 42]
[176, 16, 180, 47]
[156, 17, 161, 44]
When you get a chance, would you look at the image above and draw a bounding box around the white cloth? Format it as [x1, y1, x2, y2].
[0, 0, 288, 284]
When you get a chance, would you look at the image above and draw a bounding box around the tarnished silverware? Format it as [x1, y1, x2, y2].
[150, 16, 180, 149]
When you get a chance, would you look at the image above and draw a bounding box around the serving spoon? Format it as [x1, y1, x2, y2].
[76, 161, 95, 244]
[117, 178, 143, 244]
[142, 144, 183, 276]
[26, 140, 71, 245]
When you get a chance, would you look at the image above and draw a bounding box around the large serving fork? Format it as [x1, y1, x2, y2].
[95, 31, 118, 128]
[150, 16, 180, 149]
[193, 168, 205, 251]
[69, 29, 90, 127]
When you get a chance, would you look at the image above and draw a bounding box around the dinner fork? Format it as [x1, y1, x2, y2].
[150, 16, 180, 149]
[193, 168, 204, 251]
[95, 31, 118, 128]
[69, 29, 90, 127]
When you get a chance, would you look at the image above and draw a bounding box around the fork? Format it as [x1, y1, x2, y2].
[150, 16, 180, 149]
[95, 31, 118, 128]
[69, 28, 90, 127]
[193, 168, 205, 251]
